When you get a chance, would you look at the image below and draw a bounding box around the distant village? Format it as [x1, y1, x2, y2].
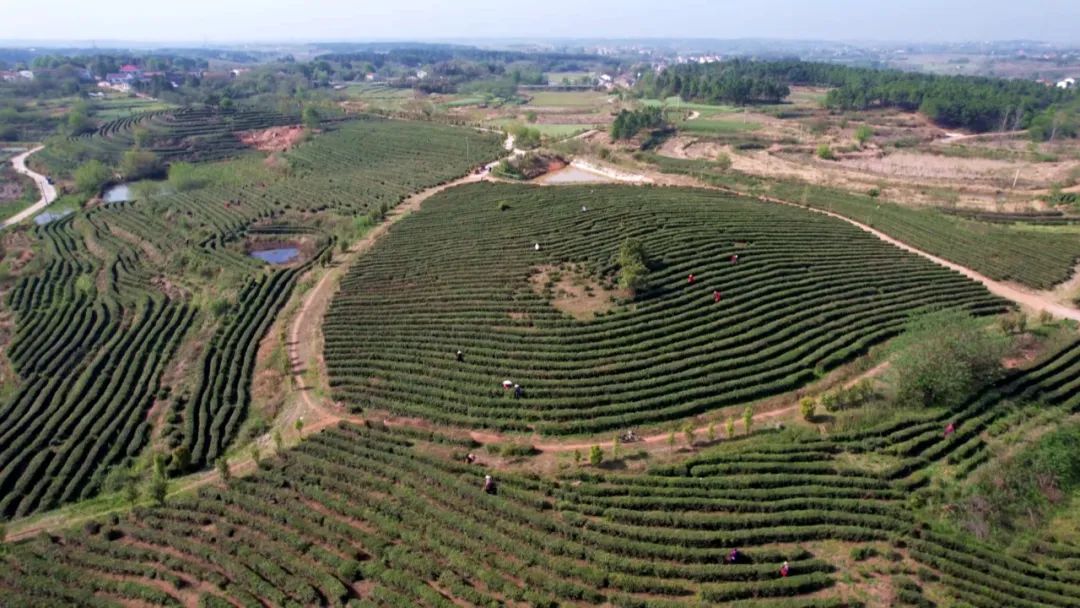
[0, 63, 253, 94]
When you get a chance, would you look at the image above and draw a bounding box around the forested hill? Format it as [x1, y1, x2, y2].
[637, 59, 1078, 135]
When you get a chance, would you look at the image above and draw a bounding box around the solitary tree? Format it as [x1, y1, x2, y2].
[707, 422, 716, 443]
[124, 471, 139, 508]
[618, 238, 649, 293]
[893, 310, 1006, 408]
[800, 397, 817, 421]
[273, 430, 284, 452]
[667, 431, 676, 451]
[743, 406, 754, 435]
[215, 457, 231, 483]
[148, 472, 167, 507]
[573, 449, 582, 465]
[725, 417, 735, 439]
[73, 159, 112, 195]
[119, 149, 164, 180]
[302, 106, 321, 130]
[683, 422, 695, 447]
[169, 445, 191, 475]
[612, 436, 622, 460]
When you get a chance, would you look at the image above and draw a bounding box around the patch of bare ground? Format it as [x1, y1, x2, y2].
[1040, 261, 1080, 308]
[150, 276, 189, 301]
[2, 229, 35, 273]
[800, 540, 914, 608]
[238, 125, 307, 152]
[1003, 332, 1046, 370]
[110, 225, 165, 266]
[150, 317, 217, 444]
[251, 309, 290, 424]
[528, 263, 625, 320]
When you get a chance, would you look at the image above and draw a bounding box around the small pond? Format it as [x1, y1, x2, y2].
[534, 166, 614, 185]
[102, 183, 133, 204]
[34, 209, 73, 225]
[250, 247, 300, 265]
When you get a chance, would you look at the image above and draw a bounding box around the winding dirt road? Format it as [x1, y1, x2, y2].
[4, 146, 57, 228]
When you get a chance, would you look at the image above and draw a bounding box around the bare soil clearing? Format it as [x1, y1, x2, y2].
[238, 125, 307, 152]
[528, 263, 624, 320]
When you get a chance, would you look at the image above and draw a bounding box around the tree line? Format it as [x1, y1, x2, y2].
[636, 59, 1078, 136]
[636, 59, 791, 105]
[610, 106, 665, 140]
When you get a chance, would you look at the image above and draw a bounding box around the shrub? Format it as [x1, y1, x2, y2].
[850, 545, 878, 561]
[715, 152, 732, 170]
[799, 397, 817, 421]
[73, 159, 113, 195]
[617, 238, 649, 293]
[486, 443, 538, 458]
[854, 125, 873, 146]
[893, 310, 1007, 408]
[589, 445, 603, 466]
[816, 144, 835, 160]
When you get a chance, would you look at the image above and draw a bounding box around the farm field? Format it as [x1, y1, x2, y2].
[0, 117, 504, 519]
[323, 183, 1005, 434]
[4, 328, 1080, 607]
[3, 43, 1080, 608]
[647, 155, 1080, 290]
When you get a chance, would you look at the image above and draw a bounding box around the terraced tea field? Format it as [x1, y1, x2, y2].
[4, 332, 1079, 606]
[0, 117, 504, 518]
[324, 183, 1006, 433]
[648, 153, 1080, 291]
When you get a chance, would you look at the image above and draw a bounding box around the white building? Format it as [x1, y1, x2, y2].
[1056, 78, 1076, 89]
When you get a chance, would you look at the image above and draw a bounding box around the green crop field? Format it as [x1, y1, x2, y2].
[678, 117, 762, 134]
[526, 90, 613, 109]
[4, 332, 1079, 606]
[323, 183, 1005, 434]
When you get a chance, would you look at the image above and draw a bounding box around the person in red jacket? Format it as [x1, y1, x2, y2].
[944, 422, 956, 437]
[780, 561, 790, 577]
[713, 290, 722, 303]
[688, 274, 695, 284]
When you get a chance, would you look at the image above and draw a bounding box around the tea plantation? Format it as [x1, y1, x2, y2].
[3, 331, 1078, 607]
[0, 118, 503, 518]
[324, 183, 1006, 433]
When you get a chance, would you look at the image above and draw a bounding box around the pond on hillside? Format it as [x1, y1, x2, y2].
[250, 247, 300, 265]
[533, 165, 615, 185]
[102, 183, 132, 204]
[34, 209, 73, 225]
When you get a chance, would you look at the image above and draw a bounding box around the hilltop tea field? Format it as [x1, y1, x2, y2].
[324, 184, 1005, 433]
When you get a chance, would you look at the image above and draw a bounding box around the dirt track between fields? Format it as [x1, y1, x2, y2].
[4, 146, 57, 228]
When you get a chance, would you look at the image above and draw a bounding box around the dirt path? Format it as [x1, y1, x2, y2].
[769, 197, 1080, 321]
[4, 146, 57, 228]
[583, 156, 1080, 321]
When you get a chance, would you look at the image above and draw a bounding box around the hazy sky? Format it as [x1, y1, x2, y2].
[3, 0, 1079, 44]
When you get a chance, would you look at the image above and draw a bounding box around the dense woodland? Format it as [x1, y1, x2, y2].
[639, 59, 1079, 135]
